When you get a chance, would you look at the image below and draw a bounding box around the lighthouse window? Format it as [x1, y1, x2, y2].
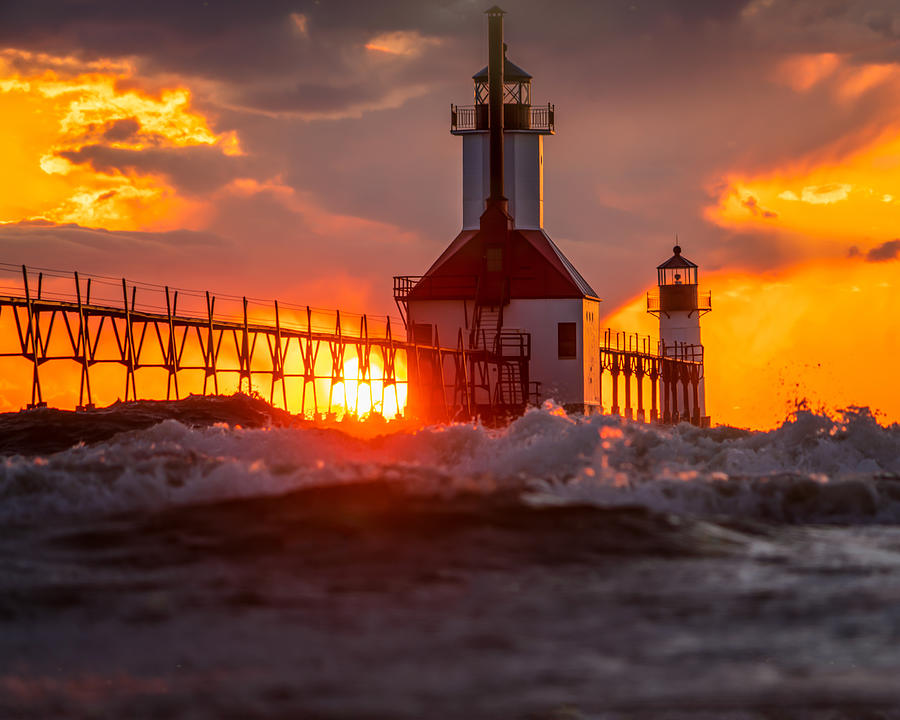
[486, 247, 503, 272]
[412, 323, 433, 346]
[558, 322, 577, 359]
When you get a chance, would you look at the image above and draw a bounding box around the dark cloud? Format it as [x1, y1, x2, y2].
[102, 118, 141, 142]
[2, 0, 899, 310]
[866, 239, 900, 262]
[742, 195, 778, 219]
[241, 80, 395, 115]
[0, 0, 757, 117]
[58, 145, 252, 195]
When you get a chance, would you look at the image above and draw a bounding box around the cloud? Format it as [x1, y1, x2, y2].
[775, 53, 841, 92]
[290, 12, 308, 38]
[742, 195, 778, 219]
[778, 183, 854, 205]
[866, 239, 900, 262]
[365, 30, 442, 57]
[800, 183, 853, 204]
[58, 144, 251, 195]
[2, 0, 900, 311]
[102, 118, 141, 142]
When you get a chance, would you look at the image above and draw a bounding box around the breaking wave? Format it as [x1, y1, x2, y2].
[1, 396, 899, 524]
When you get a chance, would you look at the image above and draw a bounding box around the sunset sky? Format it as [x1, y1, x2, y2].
[0, 0, 898, 428]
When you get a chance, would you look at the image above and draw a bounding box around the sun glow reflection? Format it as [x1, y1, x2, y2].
[330, 356, 407, 420]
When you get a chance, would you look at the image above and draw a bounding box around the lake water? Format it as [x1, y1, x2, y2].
[2, 397, 899, 719]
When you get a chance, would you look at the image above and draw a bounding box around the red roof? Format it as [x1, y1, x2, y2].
[408, 225, 598, 302]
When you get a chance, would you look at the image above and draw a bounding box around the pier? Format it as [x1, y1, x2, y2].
[0, 263, 706, 424]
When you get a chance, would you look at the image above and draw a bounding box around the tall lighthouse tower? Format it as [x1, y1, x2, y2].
[648, 245, 711, 424]
[397, 7, 602, 416]
[450, 13, 554, 230]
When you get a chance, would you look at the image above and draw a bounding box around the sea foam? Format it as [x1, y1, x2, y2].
[1, 401, 898, 523]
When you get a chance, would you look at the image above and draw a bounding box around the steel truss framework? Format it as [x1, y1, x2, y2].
[600, 330, 706, 426]
[0, 265, 537, 422]
[0, 266, 417, 417]
[0, 265, 708, 425]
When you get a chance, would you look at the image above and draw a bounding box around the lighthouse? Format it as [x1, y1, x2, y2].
[451, 25, 553, 229]
[395, 7, 602, 416]
[647, 245, 711, 424]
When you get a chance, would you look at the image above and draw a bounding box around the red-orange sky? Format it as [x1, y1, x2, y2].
[0, 0, 898, 428]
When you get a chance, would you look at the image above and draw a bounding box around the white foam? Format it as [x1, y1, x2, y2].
[1, 404, 898, 522]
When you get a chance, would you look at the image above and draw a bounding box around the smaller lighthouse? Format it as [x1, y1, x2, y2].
[648, 245, 711, 424]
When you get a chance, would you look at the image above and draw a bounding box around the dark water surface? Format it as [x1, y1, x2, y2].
[2, 396, 900, 719]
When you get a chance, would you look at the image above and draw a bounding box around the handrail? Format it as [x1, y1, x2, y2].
[1, 263, 406, 341]
[393, 274, 479, 300]
[646, 288, 712, 312]
[600, 328, 703, 364]
[450, 103, 555, 132]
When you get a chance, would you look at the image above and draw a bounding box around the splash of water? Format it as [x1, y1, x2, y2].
[1, 399, 898, 523]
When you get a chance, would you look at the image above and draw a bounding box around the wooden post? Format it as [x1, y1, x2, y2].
[74, 272, 94, 410]
[205, 291, 219, 395]
[239, 296, 250, 395]
[301, 305, 317, 417]
[121, 279, 137, 401]
[274, 300, 287, 410]
[623, 352, 633, 420]
[21, 265, 45, 408]
[610, 353, 620, 416]
[327, 310, 343, 415]
[691, 365, 701, 426]
[635, 356, 645, 423]
[434, 326, 448, 420]
[661, 358, 671, 424]
[164, 286, 180, 400]
[670, 359, 680, 424]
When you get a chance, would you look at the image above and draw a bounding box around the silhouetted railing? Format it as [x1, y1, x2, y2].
[450, 103, 555, 132]
[646, 289, 711, 313]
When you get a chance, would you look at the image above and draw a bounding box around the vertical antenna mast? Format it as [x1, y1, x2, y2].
[486, 6, 506, 205]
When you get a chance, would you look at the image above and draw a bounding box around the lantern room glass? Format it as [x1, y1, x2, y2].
[474, 79, 531, 105]
[657, 266, 698, 286]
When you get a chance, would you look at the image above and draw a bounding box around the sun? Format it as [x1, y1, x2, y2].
[330, 355, 407, 419]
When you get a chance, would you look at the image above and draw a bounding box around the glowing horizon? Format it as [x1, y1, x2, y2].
[0, 4, 898, 429]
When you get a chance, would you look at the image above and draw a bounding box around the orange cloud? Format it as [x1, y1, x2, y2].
[290, 12, 309, 38]
[707, 124, 900, 246]
[709, 53, 900, 250]
[604, 257, 900, 430]
[364, 30, 442, 57]
[775, 52, 841, 92]
[0, 49, 240, 231]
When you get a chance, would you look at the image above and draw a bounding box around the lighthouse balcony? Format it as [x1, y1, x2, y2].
[647, 287, 711, 316]
[393, 274, 480, 303]
[451, 103, 555, 134]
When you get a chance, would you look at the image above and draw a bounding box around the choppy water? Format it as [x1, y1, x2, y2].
[2, 396, 900, 719]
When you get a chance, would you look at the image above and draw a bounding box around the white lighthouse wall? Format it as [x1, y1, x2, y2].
[461, 131, 544, 230]
[582, 298, 601, 408]
[502, 299, 582, 407]
[505, 132, 543, 229]
[659, 311, 702, 347]
[406, 297, 599, 411]
[462, 134, 488, 231]
[658, 310, 707, 419]
[407, 300, 469, 349]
